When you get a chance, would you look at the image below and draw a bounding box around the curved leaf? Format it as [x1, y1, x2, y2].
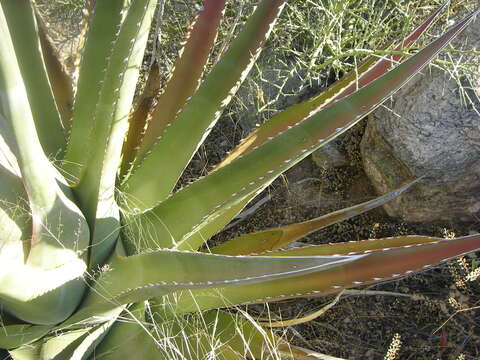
[0, 7, 90, 325]
[63, 249, 358, 325]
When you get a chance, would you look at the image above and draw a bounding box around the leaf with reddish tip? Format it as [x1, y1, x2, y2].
[122, 0, 287, 210]
[61, 249, 358, 325]
[128, 9, 478, 252]
[123, 0, 227, 178]
[209, 179, 421, 255]
[215, 2, 449, 169]
[167, 234, 480, 314]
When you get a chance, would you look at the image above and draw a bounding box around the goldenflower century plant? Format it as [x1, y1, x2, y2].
[0, 0, 479, 358]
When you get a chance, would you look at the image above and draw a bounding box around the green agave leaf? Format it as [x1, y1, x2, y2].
[95, 305, 246, 360]
[210, 179, 421, 255]
[122, 0, 227, 177]
[33, 7, 74, 132]
[0, 166, 30, 290]
[0, 324, 51, 350]
[0, 7, 90, 325]
[38, 310, 122, 360]
[127, 9, 478, 252]
[8, 344, 41, 360]
[73, 0, 156, 218]
[70, 0, 95, 87]
[0, 114, 19, 176]
[62, 0, 126, 184]
[87, 303, 159, 360]
[167, 234, 480, 313]
[215, 2, 449, 169]
[122, 0, 287, 210]
[0, 0, 65, 158]
[72, 0, 157, 269]
[63, 249, 358, 325]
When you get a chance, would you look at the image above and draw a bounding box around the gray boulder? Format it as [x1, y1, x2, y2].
[360, 16, 480, 222]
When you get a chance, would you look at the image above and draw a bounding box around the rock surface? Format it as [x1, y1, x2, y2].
[360, 17, 480, 222]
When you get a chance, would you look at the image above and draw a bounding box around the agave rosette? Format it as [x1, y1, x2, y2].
[0, 0, 479, 358]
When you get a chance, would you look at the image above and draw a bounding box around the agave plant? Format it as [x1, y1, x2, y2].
[0, 0, 479, 358]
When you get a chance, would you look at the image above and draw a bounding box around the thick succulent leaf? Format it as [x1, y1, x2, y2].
[0, 324, 51, 350]
[167, 234, 480, 313]
[122, 0, 227, 177]
[122, 0, 287, 210]
[34, 8, 74, 131]
[215, 2, 449, 169]
[73, 0, 156, 217]
[181, 27, 424, 247]
[87, 303, 160, 360]
[0, 164, 30, 272]
[8, 344, 41, 360]
[0, 115, 19, 176]
[0, 0, 65, 158]
[210, 179, 420, 255]
[0, 8, 90, 324]
[64, 250, 358, 325]
[127, 10, 478, 252]
[72, 0, 156, 269]
[38, 310, 122, 360]
[39, 329, 93, 360]
[62, 0, 126, 183]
